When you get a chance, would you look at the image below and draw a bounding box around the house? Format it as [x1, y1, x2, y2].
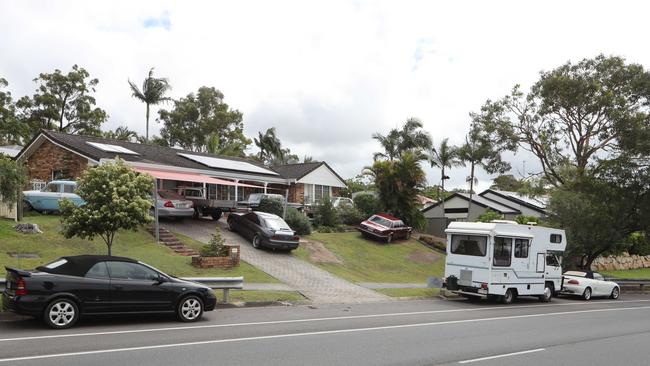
[479, 189, 548, 218]
[14, 130, 346, 208]
[272, 162, 347, 205]
[421, 192, 521, 237]
[416, 194, 436, 209]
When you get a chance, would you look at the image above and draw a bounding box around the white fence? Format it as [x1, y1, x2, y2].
[0, 197, 17, 221]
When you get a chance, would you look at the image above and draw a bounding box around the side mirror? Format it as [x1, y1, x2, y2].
[154, 276, 167, 284]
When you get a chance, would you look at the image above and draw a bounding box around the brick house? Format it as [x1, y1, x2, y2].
[272, 162, 347, 205]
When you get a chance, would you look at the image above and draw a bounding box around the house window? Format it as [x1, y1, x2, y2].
[314, 185, 330, 203]
[52, 169, 70, 180]
[216, 185, 234, 201]
[304, 184, 313, 204]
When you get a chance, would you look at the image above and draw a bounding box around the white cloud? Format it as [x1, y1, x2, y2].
[1, 0, 649, 191]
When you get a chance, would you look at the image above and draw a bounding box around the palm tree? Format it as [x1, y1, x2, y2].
[128, 68, 172, 142]
[427, 138, 462, 215]
[103, 126, 139, 142]
[372, 118, 431, 161]
[254, 127, 283, 163]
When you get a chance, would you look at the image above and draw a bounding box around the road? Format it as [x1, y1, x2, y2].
[1, 295, 649, 365]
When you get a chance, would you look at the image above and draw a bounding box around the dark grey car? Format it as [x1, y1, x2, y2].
[227, 211, 300, 251]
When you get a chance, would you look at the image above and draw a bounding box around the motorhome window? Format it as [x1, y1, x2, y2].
[550, 234, 562, 243]
[450, 235, 487, 257]
[514, 238, 529, 258]
[546, 254, 560, 267]
[493, 237, 512, 266]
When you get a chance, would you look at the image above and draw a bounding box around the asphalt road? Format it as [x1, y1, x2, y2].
[1, 295, 649, 366]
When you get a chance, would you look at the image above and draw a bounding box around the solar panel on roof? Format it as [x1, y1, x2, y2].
[86, 142, 139, 155]
[177, 153, 279, 175]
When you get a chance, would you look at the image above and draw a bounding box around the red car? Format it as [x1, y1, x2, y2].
[358, 213, 412, 243]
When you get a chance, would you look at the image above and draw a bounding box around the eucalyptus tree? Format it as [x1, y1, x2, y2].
[129, 68, 172, 142]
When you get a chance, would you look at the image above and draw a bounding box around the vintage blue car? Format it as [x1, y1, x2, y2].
[23, 180, 85, 213]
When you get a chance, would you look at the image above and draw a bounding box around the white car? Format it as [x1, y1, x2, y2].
[560, 271, 620, 300]
[331, 197, 354, 208]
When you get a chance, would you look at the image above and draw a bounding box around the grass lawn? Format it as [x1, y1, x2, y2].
[224, 290, 307, 303]
[601, 268, 650, 279]
[293, 232, 445, 283]
[0, 214, 278, 283]
[375, 288, 440, 298]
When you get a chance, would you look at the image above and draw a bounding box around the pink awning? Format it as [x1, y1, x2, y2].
[134, 168, 263, 188]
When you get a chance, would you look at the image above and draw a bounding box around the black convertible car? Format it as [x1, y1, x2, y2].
[227, 211, 300, 251]
[2, 255, 217, 329]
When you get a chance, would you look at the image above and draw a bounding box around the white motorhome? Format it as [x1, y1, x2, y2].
[443, 220, 566, 303]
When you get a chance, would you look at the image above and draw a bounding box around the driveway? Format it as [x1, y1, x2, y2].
[164, 219, 389, 304]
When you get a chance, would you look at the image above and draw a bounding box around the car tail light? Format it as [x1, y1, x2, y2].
[292, 236, 300, 241]
[271, 235, 281, 240]
[15, 277, 27, 296]
[163, 200, 174, 208]
[567, 279, 579, 285]
[480, 283, 488, 290]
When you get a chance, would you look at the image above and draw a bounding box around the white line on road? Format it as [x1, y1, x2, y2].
[458, 348, 545, 363]
[1, 299, 648, 343]
[0, 305, 648, 363]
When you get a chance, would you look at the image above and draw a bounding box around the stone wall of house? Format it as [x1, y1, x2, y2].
[26, 140, 89, 182]
[592, 253, 650, 271]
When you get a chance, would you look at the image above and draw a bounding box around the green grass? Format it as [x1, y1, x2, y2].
[0, 215, 277, 283]
[223, 290, 307, 303]
[293, 232, 445, 283]
[375, 288, 440, 298]
[601, 268, 650, 279]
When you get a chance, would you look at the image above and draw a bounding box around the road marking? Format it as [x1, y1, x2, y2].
[458, 348, 545, 363]
[1, 299, 648, 343]
[0, 305, 648, 363]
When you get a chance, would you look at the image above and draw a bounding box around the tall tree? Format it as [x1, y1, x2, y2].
[254, 127, 284, 163]
[475, 55, 650, 186]
[0, 77, 25, 144]
[129, 68, 172, 142]
[158, 86, 250, 154]
[427, 138, 462, 214]
[103, 126, 139, 142]
[17, 65, 107, 138]
[373, 118, 431, 161]
[0, 155, 27, 205]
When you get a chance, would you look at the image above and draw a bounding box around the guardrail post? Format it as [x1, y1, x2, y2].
[223, 288, 230, 303]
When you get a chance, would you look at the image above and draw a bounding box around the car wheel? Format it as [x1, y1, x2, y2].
[227, 220, 236, 232]
[177, 295, 204, 322]
[252, 235, 262, 249]
[582, 287, 592, 301]
[501, 289, 515, 304]
[44, 298, 79, 329]
[610, 287, 620, 300]
[539, 283, 553, 302]
[386, 234, 393, 243]
[211, 211, 222, 221]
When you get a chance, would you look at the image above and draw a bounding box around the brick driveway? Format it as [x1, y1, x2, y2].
[163, 219, 389, 304]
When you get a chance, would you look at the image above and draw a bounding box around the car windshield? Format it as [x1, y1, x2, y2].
[158, 190, 185, 200]
[264, 218, 292, 231]
[369, 215, 392, 227]
[247, 193, 263, 202]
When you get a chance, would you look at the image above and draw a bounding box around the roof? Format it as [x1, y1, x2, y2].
[272, 161, 347, 186]
[480, 189, 548, 213]
[421, 192, 521, 214]
[19, 130, 279, 178]
[0, 145, 22, 158]
[36, 255, 137, 277]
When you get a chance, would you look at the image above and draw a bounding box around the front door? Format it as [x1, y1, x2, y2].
[545, 253, 562, 289]
[107, 261, 175, 312]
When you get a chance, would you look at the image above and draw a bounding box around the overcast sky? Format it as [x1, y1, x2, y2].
[1, 0, 649, 191]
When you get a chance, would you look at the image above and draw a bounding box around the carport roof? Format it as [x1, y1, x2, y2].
[135, 167, 263, 188]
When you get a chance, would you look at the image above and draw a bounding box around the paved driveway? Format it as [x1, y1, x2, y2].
[164, 219, 389, 304]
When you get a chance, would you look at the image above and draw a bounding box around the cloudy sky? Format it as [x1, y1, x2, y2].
[1, 0, 649, 191]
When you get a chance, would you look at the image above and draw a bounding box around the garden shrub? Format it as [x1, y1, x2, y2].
[515, 215, 540, 225]
[313, 197, 340, 228]
[419, 234, 447, 252]
[337, 204, 365, 225]
[257, 197, 284, 217]
[353, 193, 382, 218]
[628, 232, 650, 256]
[284, 207, 312, 235]
[476, 210, 502, 223]
[200, 228, 230, 257]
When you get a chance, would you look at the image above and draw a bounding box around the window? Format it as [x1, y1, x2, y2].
[62, 184, 76, 194]
[550, 234, 562, 243]
[546, 254, 560, 267]
[303, 184, 313, 204]
[44, 183, 61, 193]
[52, 169, 70, 180]
[264, 218, 291, 231]
[245, 213, 260, 225]
[85, 262, 110, 279]
[107, 261, 160, 281]
[493, 237, 512, 267]
[514, 238, 529, 258]
[450, 235, 487, 257]
[369, 215, 392, 228]
[216, 185, 234, 200]
[314, 185, 330, 202]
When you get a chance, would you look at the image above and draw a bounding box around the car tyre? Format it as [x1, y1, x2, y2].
[539, 283, 553, 302]
[501, 289, 515, 304]
[252, 235, 262, 249]
[227, 220, 236, 232]
[610, 287, 620, 300]
[177, 295, 204, 322]
[211, 211, 222, 221]
[44, 298, 79, 329]
[582, 287, 592, 301]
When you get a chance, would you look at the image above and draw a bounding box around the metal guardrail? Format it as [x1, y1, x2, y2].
[607, 279, 650, 293]
[0, 276, 244, 303]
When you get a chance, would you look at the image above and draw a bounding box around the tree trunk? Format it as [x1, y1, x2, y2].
[467, 163, 475, 220]
[441, 167, 446, 219]
[145, 103, 150, 143]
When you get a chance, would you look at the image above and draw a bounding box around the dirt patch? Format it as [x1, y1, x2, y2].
[406, 250, 442, 264]
[302, 240, 344, 264]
